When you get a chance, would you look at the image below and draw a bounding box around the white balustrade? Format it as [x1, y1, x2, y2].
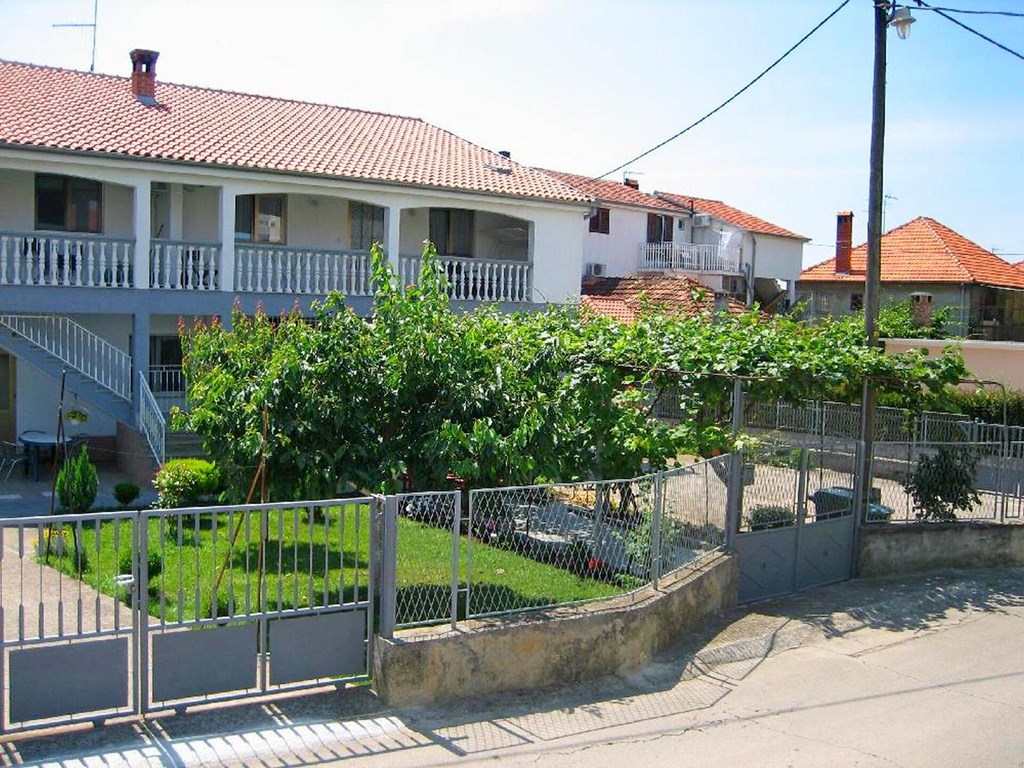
[150, 240, 221, 290]
[0, 314, 133, 401]
[638, 243, 740, 274]
[398, 255, 532, 303]
[0, 231, 134, 287]
[234, 245, 374, 296]
[138, 371, 166, 466]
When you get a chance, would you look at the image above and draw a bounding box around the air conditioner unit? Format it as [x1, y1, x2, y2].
[585, 262, 606, 277]
[693, 214, 713, 228]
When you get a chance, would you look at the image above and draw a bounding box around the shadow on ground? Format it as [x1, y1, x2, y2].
[2, 567, 1022, 765]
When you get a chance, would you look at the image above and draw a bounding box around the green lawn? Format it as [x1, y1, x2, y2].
[41, 506, 620, 626]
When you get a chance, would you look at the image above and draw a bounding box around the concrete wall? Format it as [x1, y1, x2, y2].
[751, 233, 803, 283]
[373, 552, 738, 707]
[886, 338, 1024, 390]
[859, 523, 1024, 577]
[581, 205, 651, 278]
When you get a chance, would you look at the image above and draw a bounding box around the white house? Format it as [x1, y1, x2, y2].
[542, 170, 807, 308]
[0, 51, 589, 471]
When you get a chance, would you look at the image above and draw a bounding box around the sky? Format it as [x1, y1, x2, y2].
[1, 0, 1022, 268]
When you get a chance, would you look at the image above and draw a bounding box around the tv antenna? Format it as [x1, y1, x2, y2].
[53, 0, 99, 72]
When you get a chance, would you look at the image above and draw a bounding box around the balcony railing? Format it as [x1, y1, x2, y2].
[0, 231, 134, 288]
[151, 240, 221, 290]
[639, 242, 740, 274]
[397, 255, 532, 303]
[234, 244, 374, 296]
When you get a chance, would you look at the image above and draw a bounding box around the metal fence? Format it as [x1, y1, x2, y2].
[868, 441, 1024, 523]
[745, 398, 1018, 446]
[381, 461, 728, 634]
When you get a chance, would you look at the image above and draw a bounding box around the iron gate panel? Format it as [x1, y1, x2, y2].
[268, 609, 367, 685]
[796, 516, 855, 592]
[151, 623, 258, 702]
[8, 637, 129, 723]
[0, 511, 138, 732]
[735, 526, 799, 602]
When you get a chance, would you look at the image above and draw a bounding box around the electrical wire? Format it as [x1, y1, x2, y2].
[595, 0, 852, 180]
[913, 5, 1024, 18]
[914, 1, 1024, 61]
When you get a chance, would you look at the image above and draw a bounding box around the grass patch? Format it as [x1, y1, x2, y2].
[39, 506, 620, 626]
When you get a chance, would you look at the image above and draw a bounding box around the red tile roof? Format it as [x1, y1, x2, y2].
[539, 169, 681, 212]
[799, 216, 1024, 289]
[0, 59, 589, 204]
[580, 273, 746, 323]
[655, 192, 807, 240]
[1015, 259, 1024, 271]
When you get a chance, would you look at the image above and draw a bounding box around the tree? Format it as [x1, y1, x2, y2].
[179, 243, 966, 500]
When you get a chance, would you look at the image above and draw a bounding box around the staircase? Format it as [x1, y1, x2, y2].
[0, 314, 164, 464]
[165, 430, 207, 460]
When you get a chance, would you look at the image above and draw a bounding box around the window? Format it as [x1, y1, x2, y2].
[350, 202, 385, 251]
[850, 293, 864, 311]
[35, 174, 102, 233]
[646, 213, 673, 243]
[235, 194, 286, 244]
[429, 208, 474, 256]
[589, 207, 610, 235]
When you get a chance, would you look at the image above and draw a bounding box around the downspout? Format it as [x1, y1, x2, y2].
[746, 233, 757, 308]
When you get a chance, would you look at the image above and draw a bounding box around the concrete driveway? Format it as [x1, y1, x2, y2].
[4, 567, 1023, 767]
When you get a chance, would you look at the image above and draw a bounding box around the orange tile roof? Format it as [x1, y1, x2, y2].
[799, 216, 1024, 289]
[0, 59, 589, 204]
[655, 192, 807, 240]
[539, 169, 681, 212]
[580, 273, 746, 323]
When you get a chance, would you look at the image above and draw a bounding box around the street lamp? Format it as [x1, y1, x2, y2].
[860, 1, 914, 531]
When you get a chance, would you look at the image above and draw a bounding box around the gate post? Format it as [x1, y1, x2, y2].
[378, 495, 399, 640]
[650, 473, 664, 589]
[450, 491, 461, 630]
[135, 510, 148, 716]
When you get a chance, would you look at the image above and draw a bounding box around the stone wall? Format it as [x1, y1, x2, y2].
[859, 523, 1024, 576]
[373, 552, 738, 707]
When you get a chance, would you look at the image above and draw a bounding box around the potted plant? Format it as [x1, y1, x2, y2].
[65, 407, 89, 426]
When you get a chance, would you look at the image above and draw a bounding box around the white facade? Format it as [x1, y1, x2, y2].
[0, 146, 587, 451]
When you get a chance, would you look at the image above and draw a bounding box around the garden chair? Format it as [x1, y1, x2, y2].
[0, 441, 28, 481]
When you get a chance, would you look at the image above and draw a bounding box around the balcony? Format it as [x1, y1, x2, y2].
[397, 255, 532, 303]
[638, 243, 741, 274]
[149, 364, 187, 416]
[0, 231, 134, 287]
[234, 244, 375, 297]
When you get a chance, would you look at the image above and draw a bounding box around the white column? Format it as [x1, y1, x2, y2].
[384, 206, 401, 272]
[788, 280, 798, 309]
[168, 183, 184, 241]
[133, 182, 151, 289]
[219, 186, 236, 293]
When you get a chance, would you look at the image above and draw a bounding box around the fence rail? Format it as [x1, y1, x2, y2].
[0, 231, 134, 288]
[397, 255, 532, 303]
[234, 245, 374, 296]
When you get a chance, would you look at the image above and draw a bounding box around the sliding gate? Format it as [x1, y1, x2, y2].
[0, 497, 379, 733]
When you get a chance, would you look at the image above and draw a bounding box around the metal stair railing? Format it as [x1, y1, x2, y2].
[138, 371, 166, 466]
[0, 314, 132, 401]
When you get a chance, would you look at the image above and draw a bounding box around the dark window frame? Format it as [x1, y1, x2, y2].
[34, 174, 103, 233]
[350, 202, 385, 252]
[235, 194, 287, 244]
[429, 208, 475, 257]
[589, 207, 610, 235]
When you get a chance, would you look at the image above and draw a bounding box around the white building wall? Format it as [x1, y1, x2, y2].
[182, 186, 220, 241]
[582, 206, 650, 277]
[0, 169, 33, 230]
[750, 233, 804, 282]
[286, 194, 350, 250]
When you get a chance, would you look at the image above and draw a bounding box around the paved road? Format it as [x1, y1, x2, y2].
[5, 567, 1024, 767]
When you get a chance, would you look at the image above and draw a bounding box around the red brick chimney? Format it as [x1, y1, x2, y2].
[623, 178, 640, 190]
[835, 211, 853, 274]
[129, 49, 159, 101]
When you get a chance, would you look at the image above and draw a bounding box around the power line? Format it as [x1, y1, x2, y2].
[914, 5, 1024, 18]
[914, 1, 1024, 61]
[595, 0, 852, 180]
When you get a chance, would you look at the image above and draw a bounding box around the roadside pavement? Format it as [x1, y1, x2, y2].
[3, 566, 1023, 767]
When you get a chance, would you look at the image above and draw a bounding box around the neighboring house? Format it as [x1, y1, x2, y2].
[798, 213, 1024, 341]
[0, 51, 590, 468]
[540, 170, 807, 308]
[580, 273, 745, 323]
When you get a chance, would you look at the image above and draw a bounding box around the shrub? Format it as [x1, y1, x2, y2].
[921, 387, 1024, 427]
[904, 445, 981, 522]
[746, 505, 796, 531]
[57, 447, 99, 514]
[114, 482, 141, 508]
[154, 459, 221, 508]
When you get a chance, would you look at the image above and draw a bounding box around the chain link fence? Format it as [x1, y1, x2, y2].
[382, 460, 730, 633]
